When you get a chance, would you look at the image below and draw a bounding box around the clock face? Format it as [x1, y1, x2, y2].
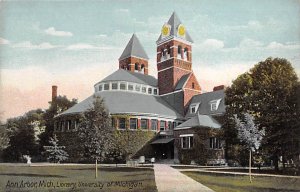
[161, 24, 170, 37]
[178, 25, 185, 37]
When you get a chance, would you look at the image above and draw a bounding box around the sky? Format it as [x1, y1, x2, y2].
[0, 0, 300, 121]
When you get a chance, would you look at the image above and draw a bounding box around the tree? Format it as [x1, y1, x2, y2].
[224, 57, 300, 171]
[235, 113, 264, 182]
[43, 135, 68, 163]
[0, 119, 9, 152]
[39, 96, 77, 151]
[3, 109, 44, 162]
[77, 96, 114, 177]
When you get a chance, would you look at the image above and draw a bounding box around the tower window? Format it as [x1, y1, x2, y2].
[120, 83, 126, 90]
[184, 48, 188, 61]
[104, 83, 109, 90]
[178, 45, 182, 59]
[112, 83, 118, 90]
[135, 84, 141, 91]
[128, 84, 134, 91]
[141, 64, 145, 73]
[135, 63, 139, 71]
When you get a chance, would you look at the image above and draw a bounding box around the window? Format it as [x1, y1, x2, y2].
[168, 121, 172, 130]
[135, 84, 141, 92]
[154, 89, 158, 95]
[210, 137, 221, 149]
[99, 84, 103, 91]
[141, 119, 148, 129]
[210, 99, 221, 111]
[130, 118, 137, 129]
[180, 134, 194, 149]
[128, 84, 134, 91]
[151, 119, 157, 131]
[177, 45, 182, 58]
[191, 106, 196, 113]
[141, 64, 145, 73]
[104, 83, 109, 90]
[184, 47, 188, 60]
[173, 122, 177, 129]
[111, 118, 115, 128]
[60, 121, 64, 131]
[192, 82, 195, 89]
[112, 83, 118, 90]
[160, 121, 165, 131]
[148, 88, 152, 94]
[120, 83, 126, 90]
[135, 63, 139, 71]
[75, 119, 79, 130]
[142, 87, 147, 93]
[66, 120, 71, 130]
[119, 118, 126, 129]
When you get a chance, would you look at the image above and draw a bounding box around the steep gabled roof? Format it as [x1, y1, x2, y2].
[119, 34, 149, 60]
[175, 113, 221, 129]
[157, 12, 193, 43]
[175, 73, 191, 90]
[96, 69, 157, 87]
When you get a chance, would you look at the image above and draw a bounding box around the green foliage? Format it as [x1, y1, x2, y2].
[3, 109, 44, 162]
[39, 96, 77, 151]
[77, 96, 114, 162]
[43, 134, 69, 163]
[224, 57, 300, 170]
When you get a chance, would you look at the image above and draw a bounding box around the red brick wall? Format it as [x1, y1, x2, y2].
[119, 57, 149, 75]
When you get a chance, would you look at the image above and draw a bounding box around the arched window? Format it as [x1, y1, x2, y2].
[166, 45, 171, 58]
[161, 48, 165, 61]
[177, 45, 182, 59]
[135, 63, 139, 71]
[184, 48, 188, 61]
[141, 64, 145, 74]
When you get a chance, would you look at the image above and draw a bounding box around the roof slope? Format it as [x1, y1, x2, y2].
[157, 12, 193, 43]
[175, 113, 221, 129]
[119, 34, 149, 60]
[186, 89, 225, 118]
[174, 73, 191, 90]
[58, 91, 182, 118]
[96, 69, 157, 87]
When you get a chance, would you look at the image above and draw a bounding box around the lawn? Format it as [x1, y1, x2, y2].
[182, 171, 300, 192]
[0, 164, 157, 192]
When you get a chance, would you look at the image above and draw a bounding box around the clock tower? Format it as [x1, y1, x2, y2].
[157, 12, 201, 113]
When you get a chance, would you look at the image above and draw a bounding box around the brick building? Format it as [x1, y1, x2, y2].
[55, 12, 226, 164]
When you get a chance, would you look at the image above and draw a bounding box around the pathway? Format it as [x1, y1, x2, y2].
[154, 164, 214, 192]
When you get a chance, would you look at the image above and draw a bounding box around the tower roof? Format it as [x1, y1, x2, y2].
[119, 34, 149, 60]
[157, 12, 193, 43]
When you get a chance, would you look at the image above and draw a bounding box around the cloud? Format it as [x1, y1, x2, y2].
[0, 37, 10, 45]
[266, 41, 300, 50]
[202, 39, 224, 49]
[66, 43, 117, 50]
[239, 38, 264, 48]
[45, 27, 73, 37]
[12, 41, 59, 49]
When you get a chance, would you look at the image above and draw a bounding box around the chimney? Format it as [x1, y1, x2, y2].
[52, 85, 58, 102]
[213, 85, 225, 91]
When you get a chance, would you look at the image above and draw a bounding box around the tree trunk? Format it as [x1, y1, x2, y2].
[274, 155, 279, 172]
[95, 159, 98, 178]
[249, 149, 252, 183]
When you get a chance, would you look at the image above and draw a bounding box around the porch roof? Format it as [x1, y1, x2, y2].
[151, 138, 174, 144]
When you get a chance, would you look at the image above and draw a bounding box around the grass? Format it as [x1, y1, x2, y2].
[0, 164, 157, 192]
[182, 171, 300, 192]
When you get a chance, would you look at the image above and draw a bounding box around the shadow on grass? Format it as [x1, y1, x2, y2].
[65, 167, 152, 172]
[0, 173, 66, 178]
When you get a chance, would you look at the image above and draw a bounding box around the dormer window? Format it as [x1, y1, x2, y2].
[99, 84, 103, 91]
[210, 99, 222, 111]
[148, 88, 152, 94]
[142, 87, 147, 93]
[154, 89, 158, 95]
[190, 103, 200, 114]
[135, 85, 141, 91]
